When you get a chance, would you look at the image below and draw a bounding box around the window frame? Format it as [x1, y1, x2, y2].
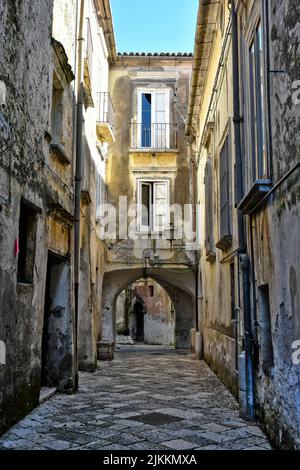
[137, 178, 170, 233]
[136, 88, 170, 149]
[247, 15, 268, 183]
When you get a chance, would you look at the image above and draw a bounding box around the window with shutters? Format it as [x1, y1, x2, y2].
[238, 17, 272, 214]
[248, 20, 267, 182]
[216, 135, 232, 252]
[134, 89, 172, 149]
[204, 158, 215, 262]
[137, 180, 169, 232]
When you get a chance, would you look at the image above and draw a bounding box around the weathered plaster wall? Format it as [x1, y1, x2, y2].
[250, 0, 300, 450]
[233, 0, 300, 449]
[0, 0, 53, 434]
[76, 0, 110, 372]
[0, 0, 77, 434]
[193, 2, 240, 397]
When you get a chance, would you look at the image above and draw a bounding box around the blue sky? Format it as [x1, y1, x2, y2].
[110, 0, 198, 54]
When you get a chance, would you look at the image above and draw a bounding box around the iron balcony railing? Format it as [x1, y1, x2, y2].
[131, 123, 178, 150]
[96, 92, 115, 131]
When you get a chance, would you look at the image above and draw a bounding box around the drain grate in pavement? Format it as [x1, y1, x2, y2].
[127, 412, 183, 426]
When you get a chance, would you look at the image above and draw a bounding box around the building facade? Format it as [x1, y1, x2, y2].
[187, 0, 300, 449]
[0, 0, 76, 434]
[76, 0, 116, 373]
[0, 0, 116, 433]
[100, 53, 196, 350]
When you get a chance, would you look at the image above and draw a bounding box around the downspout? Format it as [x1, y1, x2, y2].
[232, 2, 255, 419]
[240, 254, 255, 419]
[74, 0, 85, 390]
[188, 141, 198, 331]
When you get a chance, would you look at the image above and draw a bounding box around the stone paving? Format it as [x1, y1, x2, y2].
[0, 345, 272, 450]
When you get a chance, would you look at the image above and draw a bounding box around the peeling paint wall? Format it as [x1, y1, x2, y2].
[76, 0, 110, 372]
[243, 0, 300, 450]
[192, 1, 241, 396]
[191, 0, 300, 448]
[237, 0, 300, 449]
[0, 0, 76, 435]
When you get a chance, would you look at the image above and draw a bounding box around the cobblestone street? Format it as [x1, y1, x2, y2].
[0, 346, 272, 450]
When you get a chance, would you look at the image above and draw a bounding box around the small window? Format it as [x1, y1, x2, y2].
[258, 284, 274, 375]
[248, 20, 267, 181]
[17, 200, 38, 284]
[148, 286, 154, 297]
[138, 180, 169, 232]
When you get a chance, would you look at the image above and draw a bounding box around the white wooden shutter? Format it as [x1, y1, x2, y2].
[153, 181, 169, 231]
[139, 182, 152, 231]
[153, 93, 168, 148]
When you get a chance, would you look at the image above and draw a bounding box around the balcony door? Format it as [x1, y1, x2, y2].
[138, 90, 169, 149]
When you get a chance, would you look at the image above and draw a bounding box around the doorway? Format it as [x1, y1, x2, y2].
[41, 251, 73, 391]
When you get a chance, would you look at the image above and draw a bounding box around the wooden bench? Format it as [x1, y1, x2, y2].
[97, 340, 115, 361]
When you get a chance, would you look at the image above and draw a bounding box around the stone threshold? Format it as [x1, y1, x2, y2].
[39, 387, 57, 405]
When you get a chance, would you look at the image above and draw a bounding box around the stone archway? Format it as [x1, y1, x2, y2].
[101, 267, 195, 349]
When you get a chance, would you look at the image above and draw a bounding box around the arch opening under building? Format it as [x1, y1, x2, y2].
[116, 278, 175, 347]
[101, 267, 196, 350]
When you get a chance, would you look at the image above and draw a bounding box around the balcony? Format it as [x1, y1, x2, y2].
[96, 92, 115, 144]
[130, 123, 178, 151]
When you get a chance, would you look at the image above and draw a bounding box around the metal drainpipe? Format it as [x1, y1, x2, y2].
[74, 0, 85, 391]
[188, 141, 198, 331]
[240, 254, 255, 419]
[232, 3, 255, 419]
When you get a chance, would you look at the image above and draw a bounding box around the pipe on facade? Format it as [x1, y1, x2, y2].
[187, 140, 199, 332]
[232, 2, 255, 419]
[74, 0, 85, 391]
[240, 254, 255, 420]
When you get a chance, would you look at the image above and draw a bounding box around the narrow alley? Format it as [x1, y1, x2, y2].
[1, 0, 300, 455]
[0, 347, 271, 451]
